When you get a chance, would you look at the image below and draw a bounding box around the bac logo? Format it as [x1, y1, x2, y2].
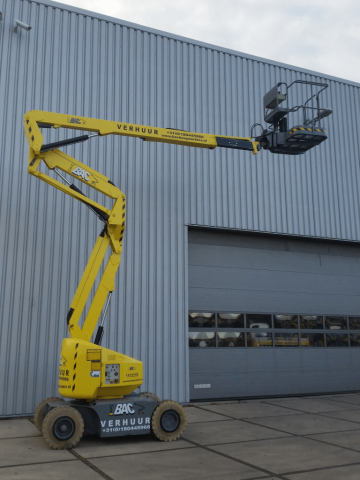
[68, 117, 86, 125]
[114, 403, 135, 415]
[72, 167, 90, 181]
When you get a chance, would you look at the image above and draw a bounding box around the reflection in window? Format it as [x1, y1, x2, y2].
[274, 315, 298, 329]
[300, 315, 323, 329]
[188, 332, 215, 347]
[349, 317, 360, 330]
[325, 316, 347, 330]
[188, 311, 360, 349]
[246, 314, 272, 329]
[274, 333, 299, 347]
[350, 334, 360, 347]
[326, 334, 348, 347]
[218, 313, 244, 328]
[189, 312, 215, 328]
[247, 332, 272, 347]
[300, 333, 325, 347]
[217, 332, 245, 347]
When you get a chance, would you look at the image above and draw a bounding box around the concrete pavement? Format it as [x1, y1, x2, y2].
[2, 394, 360, 479]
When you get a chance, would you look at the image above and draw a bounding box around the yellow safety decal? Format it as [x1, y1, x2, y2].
[289, 127, 326, 135]
[87, 349, 101, 361]
[91, 361, 101, 371]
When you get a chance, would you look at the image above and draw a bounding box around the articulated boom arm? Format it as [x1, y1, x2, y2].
[23, 96, 331, 344]
[24, 112, 126, 343]
[24, 110, 260, 155]
[22, 108, 259, 343]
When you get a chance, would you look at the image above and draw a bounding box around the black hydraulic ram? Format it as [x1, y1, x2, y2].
[40, 134, 94, 153]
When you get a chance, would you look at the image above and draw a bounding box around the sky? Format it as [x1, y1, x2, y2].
[56, 0, 358, 83]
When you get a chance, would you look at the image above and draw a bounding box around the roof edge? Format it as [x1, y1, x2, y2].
[28, 0, 360, 88]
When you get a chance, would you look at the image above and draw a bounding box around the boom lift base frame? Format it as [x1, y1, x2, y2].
[43, 395, 158, 439]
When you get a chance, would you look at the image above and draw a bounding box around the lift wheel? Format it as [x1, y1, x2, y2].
[140, 391, 161, 403]
[151, 400, 187, 442]
[33, 397, 64, 432]
[42, 405, 84, 449]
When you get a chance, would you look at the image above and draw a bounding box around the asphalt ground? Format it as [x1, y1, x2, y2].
[2, 394, 360, 479]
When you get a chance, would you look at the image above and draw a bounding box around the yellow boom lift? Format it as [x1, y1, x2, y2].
[25, 80, 332, 449]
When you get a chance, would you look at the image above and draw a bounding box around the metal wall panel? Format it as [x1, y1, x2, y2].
[0, 0, 360, 415]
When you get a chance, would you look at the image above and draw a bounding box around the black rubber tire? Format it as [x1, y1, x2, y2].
[140, 391, 161, 403]
[42, 405, 84, 450]
[33, 397, 64, 432]
[151, 400, 187, 442]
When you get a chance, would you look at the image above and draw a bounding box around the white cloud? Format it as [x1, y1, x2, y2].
[56, 0, 360, 83]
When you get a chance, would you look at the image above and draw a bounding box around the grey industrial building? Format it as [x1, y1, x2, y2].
[1, 0, 360, 417]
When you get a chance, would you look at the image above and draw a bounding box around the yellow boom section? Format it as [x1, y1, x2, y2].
[24, 110, 259, 155]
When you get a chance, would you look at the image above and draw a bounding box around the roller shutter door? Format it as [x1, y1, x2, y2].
[188, 228, 360, 400]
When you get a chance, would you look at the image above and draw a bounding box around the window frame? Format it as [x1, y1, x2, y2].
[188, 312, 358, 349]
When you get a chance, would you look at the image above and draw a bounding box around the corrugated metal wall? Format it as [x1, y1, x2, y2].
[0, 0, 360, 415]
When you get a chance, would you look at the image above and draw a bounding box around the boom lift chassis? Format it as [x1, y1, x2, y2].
[24, 80, 331, 449]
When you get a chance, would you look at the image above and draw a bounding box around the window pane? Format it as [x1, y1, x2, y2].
[326, 334, 349, 347]
[188, 332, 215, 347]
[189, 312, 215, 328]
[300, 315, 323, 329]
[300, 333, 325, 347]
[247, 332, 272, 347]
[350, 334, 360, 346]
[217, 332, 245, 347]
[349, 317, 360, 330]
[274, 333, 299, 347]
[274, 315, 298, 329]
[325, 316, 347, 330]
[218, 313, 244, 328]
[246, 314, 272, 328]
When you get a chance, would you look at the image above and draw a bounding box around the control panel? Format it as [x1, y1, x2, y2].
[105, 364, 120, 384]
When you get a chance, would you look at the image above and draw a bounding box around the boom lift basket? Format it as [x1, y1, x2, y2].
[256, 80, 332, 155]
